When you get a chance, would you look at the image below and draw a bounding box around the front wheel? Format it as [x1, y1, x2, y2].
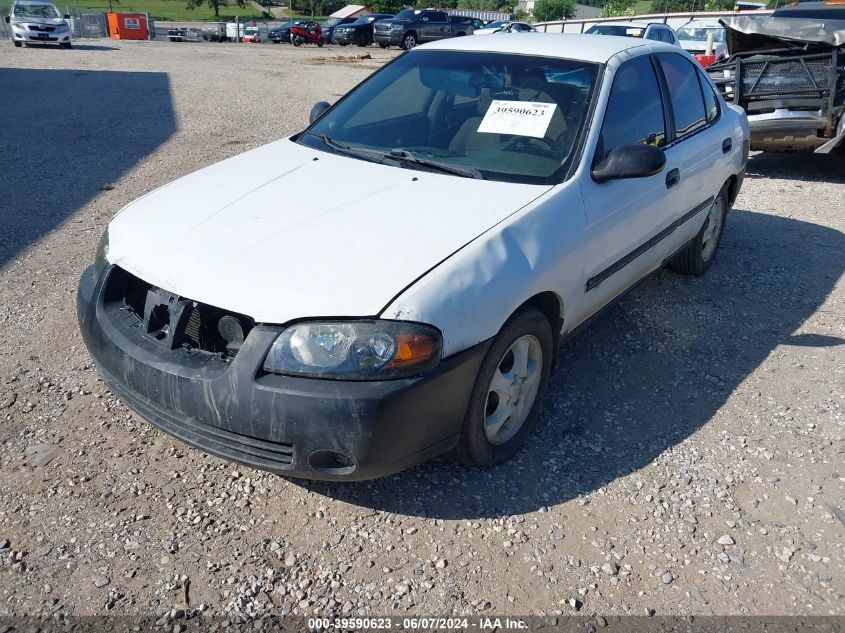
[668, 185, 729, 276]
[401, 32, 416, 49]
[60, 42, 71, 48]
[317, 40, 324, 47]
[454, 307, 553, 467]
[14, 40, 22, 47]
[378, 42, 388, 48]
[293, 36, 303, 46]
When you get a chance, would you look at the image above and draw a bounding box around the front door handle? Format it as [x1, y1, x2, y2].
[722, 138, 732, 153]
[665, 168, 680, 189]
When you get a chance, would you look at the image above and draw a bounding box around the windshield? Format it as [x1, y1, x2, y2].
[485, 20, 506, 29]
[586, 24, 644, 37]
[393, 9, 418, 20]
[323, 17, 344, 26]
[676, 26, 726, 42]
[299, 50, 599, 185]
[13, 2, 61, 17]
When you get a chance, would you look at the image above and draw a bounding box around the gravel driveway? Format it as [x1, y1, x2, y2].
[0, 40, 843, 620]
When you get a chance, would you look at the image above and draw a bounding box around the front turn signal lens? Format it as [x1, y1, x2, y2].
[388, 333, 437, 369]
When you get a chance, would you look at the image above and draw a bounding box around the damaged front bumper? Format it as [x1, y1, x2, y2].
[77, 266, 488, 480]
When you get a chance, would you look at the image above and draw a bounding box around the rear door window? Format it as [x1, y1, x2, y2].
[657, 53, 707, 139]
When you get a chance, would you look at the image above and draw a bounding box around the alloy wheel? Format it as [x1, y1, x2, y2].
[483, 334, 543, 446]
[701, 196, 725, 262]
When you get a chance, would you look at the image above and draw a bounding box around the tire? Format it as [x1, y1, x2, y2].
[668, 185, 729, 276]
[401, 32, 416, 49]
[14, 40, 22, 47]
[317, 40, 324, 47]
[293, 36, 303, 46]
[356, 32, 368, 46]
[378, 42, 388, 48]
[454, 307, 553, 467]
[60, 42, 71, 48]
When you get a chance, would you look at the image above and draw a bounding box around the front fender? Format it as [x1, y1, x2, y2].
[381, 184, 587, 357]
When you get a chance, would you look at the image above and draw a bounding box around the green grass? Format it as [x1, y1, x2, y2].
[53, 0, 267, 21]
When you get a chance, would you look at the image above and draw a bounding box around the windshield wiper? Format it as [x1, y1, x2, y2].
[310, 134, 483, 179]
[387, 149, 484, 180]
[310, 133, 387, 164]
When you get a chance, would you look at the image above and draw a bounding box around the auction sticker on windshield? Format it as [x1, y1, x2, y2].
[477, 100, 557, 138]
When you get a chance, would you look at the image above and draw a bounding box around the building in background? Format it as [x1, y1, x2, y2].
[329, 5, 375, 19]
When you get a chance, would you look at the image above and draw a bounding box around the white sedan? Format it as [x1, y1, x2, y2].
[78, 34, 749, 480]
[474, 20, 538, 35]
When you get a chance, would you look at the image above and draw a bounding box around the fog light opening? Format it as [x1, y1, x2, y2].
[307, 450, 357, 476]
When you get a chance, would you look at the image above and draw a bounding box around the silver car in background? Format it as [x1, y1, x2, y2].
[676, 20, 728, 60]
[6, 0, 72, 48]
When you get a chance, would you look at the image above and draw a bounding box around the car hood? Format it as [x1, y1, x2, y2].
[107, 138, 548, 324]
[719, 15, 845, 51]
[13, 15, 63, 24]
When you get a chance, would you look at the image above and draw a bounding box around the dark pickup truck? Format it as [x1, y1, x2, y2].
[373, 9, 475, 50]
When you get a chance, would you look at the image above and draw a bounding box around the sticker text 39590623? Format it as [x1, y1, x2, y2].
[477, 100, 558, 139]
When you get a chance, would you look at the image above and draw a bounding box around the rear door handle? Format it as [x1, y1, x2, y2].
[665, 168, 680, 189]
[722, 138, 732, 153]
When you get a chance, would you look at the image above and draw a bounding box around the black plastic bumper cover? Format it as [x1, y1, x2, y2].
[77, 266, 489, 480]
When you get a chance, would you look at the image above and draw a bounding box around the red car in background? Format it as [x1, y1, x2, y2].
[290, 21, 323, 46]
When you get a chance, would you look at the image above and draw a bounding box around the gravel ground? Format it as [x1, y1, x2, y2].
[0, 39, 843, 620]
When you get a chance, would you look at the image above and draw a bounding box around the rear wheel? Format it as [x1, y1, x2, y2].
[356, 32, 369, 46]
[668, 185, 728, 276]
[455, 307, 553, 467]
[402, 32, 416, 49]
[317, 39, 324, 47]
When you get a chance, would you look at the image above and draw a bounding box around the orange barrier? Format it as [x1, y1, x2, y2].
[107, 13, 149, 40]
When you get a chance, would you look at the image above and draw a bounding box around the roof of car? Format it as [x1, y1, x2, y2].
[419, 32, 673, 63]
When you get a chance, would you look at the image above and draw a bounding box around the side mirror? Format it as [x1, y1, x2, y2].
[591, 144, 666, 183]
[309, 100, 331, 124]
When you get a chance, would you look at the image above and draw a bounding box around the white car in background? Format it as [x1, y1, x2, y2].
[676, 20, 728, 60]
[78, 34, 748, 481]
[585, 21, 679, 45]
[6, 0, 71, 48]
[474, 21, 537, 35]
